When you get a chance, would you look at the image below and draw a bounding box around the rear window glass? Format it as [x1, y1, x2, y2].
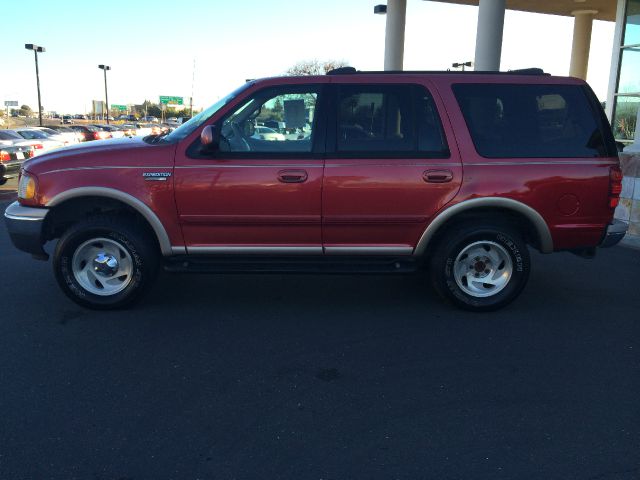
[453, 84, 610, 158]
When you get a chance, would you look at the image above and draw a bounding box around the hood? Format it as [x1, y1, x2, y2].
[23, 136, 176, 175]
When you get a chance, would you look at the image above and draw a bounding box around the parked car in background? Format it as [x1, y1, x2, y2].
[61, 115, 74, 124]
[251, 126, 286, 141]
[47, 125, 84, 143]
[0, 144, 34, 185]
[31, 127, 79, 146]
[69, 125, 107, 142]
[141, 116, 159, 123]
[87, 125, 114, 140]
[12, 128, 64, 155]
[0, 130, 42, 150]
[121, 124, 138, 137]
[117, 114, 138, 122]
[99, 125, 125, 139]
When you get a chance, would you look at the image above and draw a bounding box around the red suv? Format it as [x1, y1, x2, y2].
[4, 68, 626, 311]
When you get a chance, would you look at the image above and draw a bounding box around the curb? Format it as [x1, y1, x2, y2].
[620, 235, 640, 251]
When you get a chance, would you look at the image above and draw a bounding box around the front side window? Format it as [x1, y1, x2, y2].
[453, 83, 611, 158]
[220, 86, 319, 154]
[335, 84, 448, 156]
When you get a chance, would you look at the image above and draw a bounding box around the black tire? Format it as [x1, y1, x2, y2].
[53, 215, 159, 310]
[429, 223, 530, 312]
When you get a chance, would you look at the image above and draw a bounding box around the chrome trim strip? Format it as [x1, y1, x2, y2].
[175, 164, 322, 169]
[324, 246, 413, 255]
[464, 160, 617, 166]
[41, 166, 170, 175]
[46, 188, 178, 256]
[186, 246, 323, 255]
[414, 197, 554, 255]
[3, 201, 48, 221]
[171, 246, 187, 255]
[325, 163, 455, 167]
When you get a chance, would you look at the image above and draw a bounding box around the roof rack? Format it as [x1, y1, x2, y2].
[326, 67, 548, 76]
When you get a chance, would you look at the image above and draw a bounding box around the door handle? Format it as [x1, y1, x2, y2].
[423, 169, 453, 183]
[278, 169, 308, 183]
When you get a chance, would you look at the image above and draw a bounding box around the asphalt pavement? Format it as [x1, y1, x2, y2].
[0, 199, 639, 480]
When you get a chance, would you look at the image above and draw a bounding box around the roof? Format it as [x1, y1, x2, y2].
[426, 0, 617, 22]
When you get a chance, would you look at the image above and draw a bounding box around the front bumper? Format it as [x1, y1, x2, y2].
[600, 219, 628, 248]
[3, 201, 49, 260]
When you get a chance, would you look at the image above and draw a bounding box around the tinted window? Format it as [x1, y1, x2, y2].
[453, 84, 609, 158]
[336, 84, 447, 155]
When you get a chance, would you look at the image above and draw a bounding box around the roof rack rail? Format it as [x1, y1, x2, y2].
[326, 66, 357, 75]
[326, 66, 548, 76]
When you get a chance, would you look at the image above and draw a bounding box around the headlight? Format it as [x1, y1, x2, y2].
[18, 172, 36, 200]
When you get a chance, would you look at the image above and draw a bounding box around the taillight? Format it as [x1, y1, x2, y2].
[0, 150, 9, 162]
[33, 143, 43, 150]
[609, 166, 623, 209]
[93, 132, 100, 140]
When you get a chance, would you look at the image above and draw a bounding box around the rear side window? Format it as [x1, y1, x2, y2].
[453, 84, 612, 158]
[336, 84, 448, 156]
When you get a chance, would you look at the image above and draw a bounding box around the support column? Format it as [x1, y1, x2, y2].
[384, 0, 406, 71]
[474, 0, 505, 71]
[569, 10, 597, 80]
[606, 0, 627, 120]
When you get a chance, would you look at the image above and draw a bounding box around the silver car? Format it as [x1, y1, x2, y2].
[12, 128, 65, 155]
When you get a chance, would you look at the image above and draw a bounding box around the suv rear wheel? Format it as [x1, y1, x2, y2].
[429, 223, 530, 311]
[53, 215, 159, 310]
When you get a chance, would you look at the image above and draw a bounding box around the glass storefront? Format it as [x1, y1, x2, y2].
[612, 0, 640, 143]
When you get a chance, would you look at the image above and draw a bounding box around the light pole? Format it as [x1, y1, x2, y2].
[25, 44, 45, 126]
[98, 65, 111, 124]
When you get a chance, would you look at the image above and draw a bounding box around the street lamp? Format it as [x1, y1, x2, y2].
[452, 61, 473, 71]
[25, 44, 45, 127]
[98, 65, 111, 124]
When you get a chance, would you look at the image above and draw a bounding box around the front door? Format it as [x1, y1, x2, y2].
[322, 81, 462, 254]
[174, 84, 325, 254]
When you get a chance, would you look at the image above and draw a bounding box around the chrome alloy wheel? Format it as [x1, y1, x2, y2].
[453, 241, 513, 298]
[71, 237, 134, 296]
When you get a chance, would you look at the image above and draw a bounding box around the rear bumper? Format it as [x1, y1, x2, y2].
[1, 160, 23, 178]
[3, 201, 49, 260]
[600, 219, 628, 248]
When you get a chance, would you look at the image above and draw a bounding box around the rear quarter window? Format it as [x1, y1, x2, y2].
[453, 83, 614, 158]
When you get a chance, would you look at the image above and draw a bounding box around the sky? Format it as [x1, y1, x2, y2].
[0, 0, 616, 114]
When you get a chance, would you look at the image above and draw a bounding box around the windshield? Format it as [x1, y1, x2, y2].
[163, 82, 253, 143]
[0, 131, 23, 140]
[18, 130, 48, 140]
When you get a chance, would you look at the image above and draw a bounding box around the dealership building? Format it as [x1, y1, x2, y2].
[378, 0, 640, 237]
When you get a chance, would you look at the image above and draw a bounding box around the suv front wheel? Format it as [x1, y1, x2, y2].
[429, 223, 531, 311]
[53, 215, 159, 310]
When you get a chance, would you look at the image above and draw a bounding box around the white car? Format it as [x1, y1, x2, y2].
[0, 129, 45, 151]
[251, 126, 286, 141]
[32, 127, 79, 146]
[13, 128, 65, 155]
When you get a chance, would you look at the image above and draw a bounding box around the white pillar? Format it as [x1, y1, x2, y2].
[474, 0, 506, 71]
[384, 0, 406, 71]
[569, 10, 597, 80]
[606, 0, 627, 120]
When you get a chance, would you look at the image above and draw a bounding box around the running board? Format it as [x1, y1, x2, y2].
[163, 255, 419, 274]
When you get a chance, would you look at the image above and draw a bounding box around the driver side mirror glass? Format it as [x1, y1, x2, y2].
[200, 125, 220, 154]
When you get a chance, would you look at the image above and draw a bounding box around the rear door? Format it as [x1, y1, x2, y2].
[322, 80, 462, 254]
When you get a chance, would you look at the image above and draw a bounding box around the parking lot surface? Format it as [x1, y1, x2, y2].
[0, 199, 639, 479]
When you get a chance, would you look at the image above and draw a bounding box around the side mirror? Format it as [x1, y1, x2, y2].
[200, 125, 220, 154]
[615, 141, 625, 153]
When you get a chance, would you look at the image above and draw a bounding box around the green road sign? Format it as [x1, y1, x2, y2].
[111, 104, 127, 111]
[159, 96, 183, 105]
